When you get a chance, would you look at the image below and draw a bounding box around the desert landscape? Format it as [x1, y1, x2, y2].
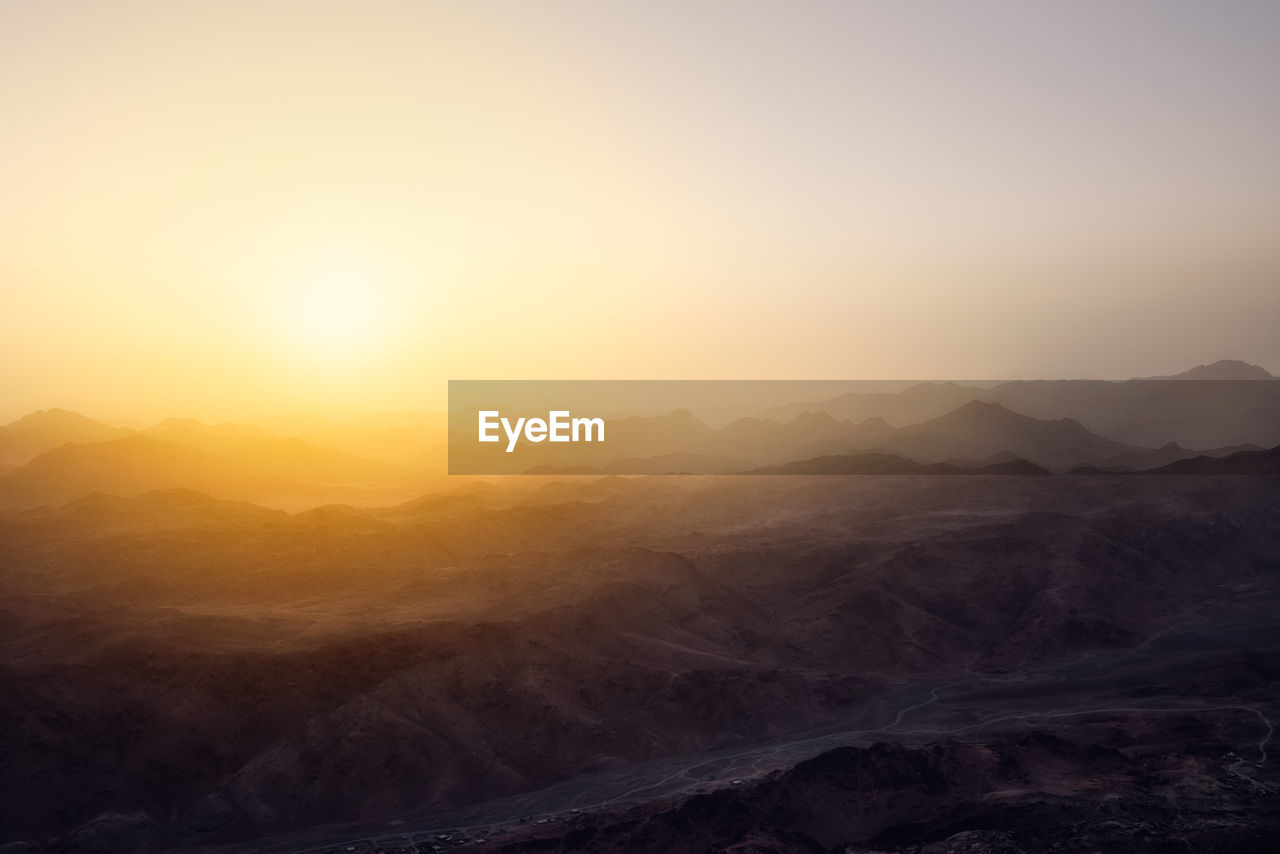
[5, 2, 1280, 850]
[1, 370, 1278, 853]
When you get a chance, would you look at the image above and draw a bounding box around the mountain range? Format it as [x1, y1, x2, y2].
[2, 362, 1278, 851]
[3, 361, 1277, 509]
[757, 360, 1280, 448]
[491, 398, 1263, 476]
[3, 474, 1277, 851]
[0, 408, 134, 467]
[1138, 358, 1277, 380]
[0, 429, 436, 511]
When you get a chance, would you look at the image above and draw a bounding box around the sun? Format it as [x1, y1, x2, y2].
[291, 273, 381, 350]
[274, 244, 398, 360]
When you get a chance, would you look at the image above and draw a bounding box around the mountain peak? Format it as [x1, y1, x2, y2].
[908, 399, 1047, 434]
[789, 410, 838, 427]
[948, 399, 1015, 418]
[1, 409, 135, 466]
[7, 408, 107, 429]
[1139, 360, 1275, 380]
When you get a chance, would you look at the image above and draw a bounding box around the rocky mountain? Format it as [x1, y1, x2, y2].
[2, 476, 1277, 850]
[487, 731, 1280, 853]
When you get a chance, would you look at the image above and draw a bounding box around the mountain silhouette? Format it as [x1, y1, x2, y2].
[146, 416, 274, 447]
[0, 435, 243, 509]
[748, 451, 1049, 475]
[983, 377, 1280, 448]
[480, 401, 1149, 474]
[1096, 440, 1263, 471]
[526, 452, 754, 476]
[1138, 359, 1275, 380]
[685, 411, 894, 465]
[1148, 444, 1280, 474]
[758, 381, 985, 426]
[0, 433, 402, 510]
[0, 408, 134, 466]
[879, 400, 1140, 471]
[751, 363, 1280, 448]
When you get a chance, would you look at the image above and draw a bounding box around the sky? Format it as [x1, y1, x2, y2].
[2, 0, 1279, 422]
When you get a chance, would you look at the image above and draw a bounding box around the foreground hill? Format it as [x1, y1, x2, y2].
[487, 730, 1280, 853]
[1, 476, 1277, 850]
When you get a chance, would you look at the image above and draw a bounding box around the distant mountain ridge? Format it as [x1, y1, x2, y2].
[7, 357, 1277, 498]
[1137, 359, 1275, 380]
[1069, 444, 1280, 476]
[748, 451, 1050, 476]
[758, 381, 985, 427]
[1149, 444, 1280, 475]
[0, 408, 134, 465]
[754, 361, 1280, 449]
[0, 433, 405, 511]
[878, 399, 1139, 471]
[461, 385, 1277, 475]
[683, 411, 895, 465]
[514, 401, 1169, 474]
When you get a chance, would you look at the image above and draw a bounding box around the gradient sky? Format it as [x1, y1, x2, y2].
[3, 0, 1279, 422]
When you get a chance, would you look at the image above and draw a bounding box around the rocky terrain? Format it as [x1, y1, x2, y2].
[480, 727, 1280, 853]
[0, 475, 1277, 851]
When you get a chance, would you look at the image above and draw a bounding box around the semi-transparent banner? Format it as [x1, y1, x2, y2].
[447, 379, 1280, 475]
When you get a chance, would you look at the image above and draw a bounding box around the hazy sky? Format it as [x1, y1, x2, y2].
[3, 0, 1279, 421]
